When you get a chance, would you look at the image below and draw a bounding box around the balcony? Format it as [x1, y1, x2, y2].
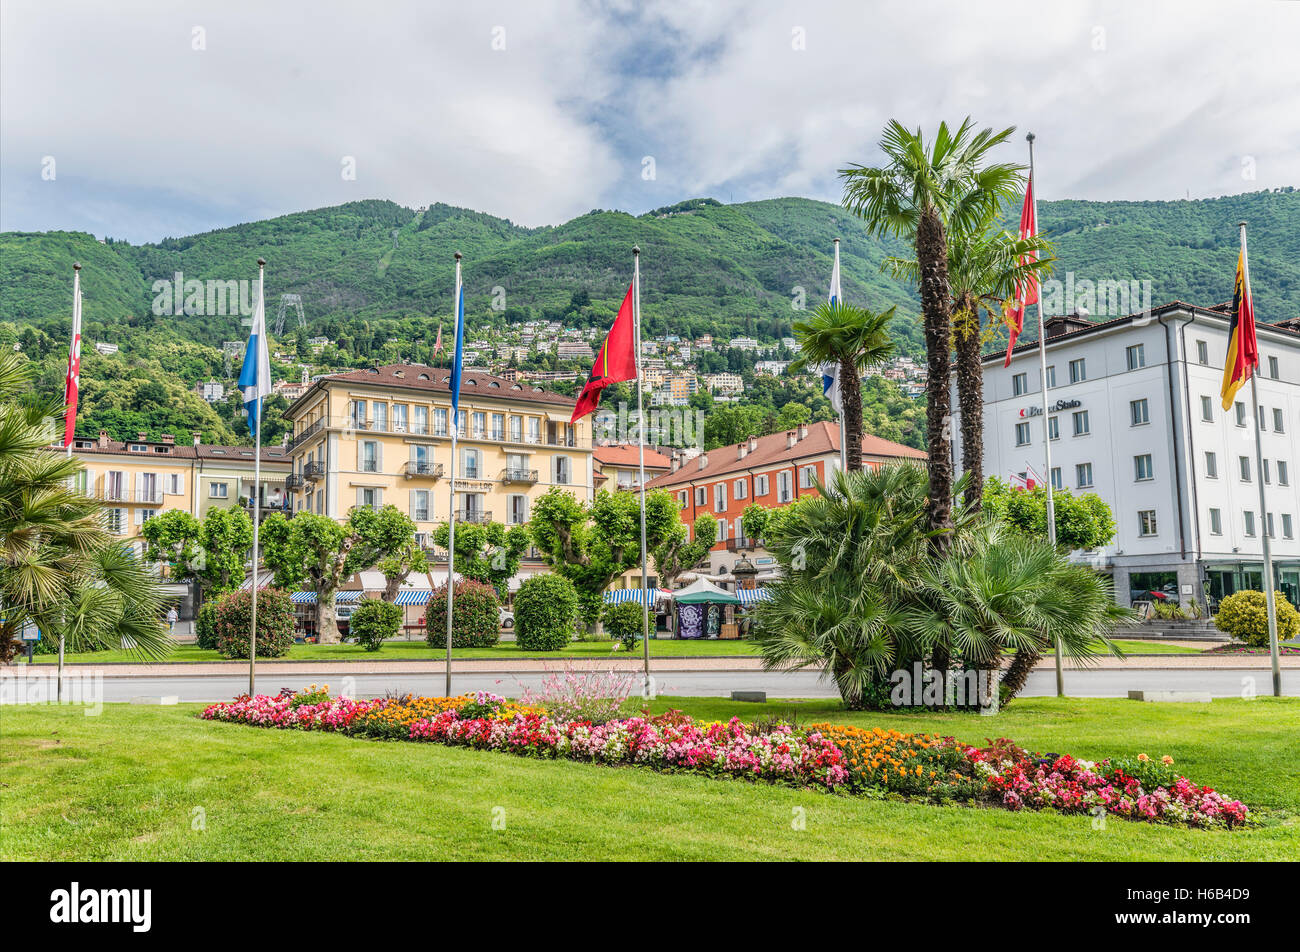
[454, 509, 492, 524]
[242, 496, 292, 516]
[723, 538, 756, 552]
[500, 468, 538, 486]
[288, 418, 325, 452]
[303, 461, 327, 481]
[285, 473, 305, 491]
[97, 486, 130, 503]
[134, 488, 164, 505]
[404, 460, 444, 480]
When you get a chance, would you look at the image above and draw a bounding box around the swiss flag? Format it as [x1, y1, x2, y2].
[571, 282, 637, 423]
[63, 272, 83, 447]
[1003, 174, 1038, 366]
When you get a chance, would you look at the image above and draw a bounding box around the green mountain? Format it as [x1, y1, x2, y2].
[1, 189, 1296, 444]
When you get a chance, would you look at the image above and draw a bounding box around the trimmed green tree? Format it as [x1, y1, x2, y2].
[982, 477, 1117, 551]
[212, 588, 295, 659]
[529, 487, 679, 629]
[140, 505, 254, 597]
[425, 580, 501, 648]
[1214, 590, 1300, 647]
[350, 598, 403, 651]
[430, 520, 530, 595]
[602, 600, 644, 651]
[514, 573, 580, 651]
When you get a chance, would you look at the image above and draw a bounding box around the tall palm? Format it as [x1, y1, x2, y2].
[841, 118, 1021, 551]
[791, 300, 895, 471]
[0, 353, 169, 662]
[886, 206, 1055, 509]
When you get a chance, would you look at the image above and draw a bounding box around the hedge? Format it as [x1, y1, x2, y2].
[1214, 590, 1300, 647]
[425, 580, 501, 649]
[350, 598, 403, 651]
[213, 588, 296, 659]
[514, 574, 579, 651]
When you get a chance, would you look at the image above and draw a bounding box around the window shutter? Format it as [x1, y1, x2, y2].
[356, 441, 364, 471]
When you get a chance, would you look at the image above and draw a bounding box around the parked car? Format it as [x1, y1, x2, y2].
[335, 603, 358, 637]
[499, 608, 514, 630]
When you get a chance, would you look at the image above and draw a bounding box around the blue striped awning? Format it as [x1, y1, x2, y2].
[394, 590, 431, 606]
[290, 590, 316, 604]
[335, 590, 364, 603]
[737, 587, 773, 606]
[603, 588, 669, 605]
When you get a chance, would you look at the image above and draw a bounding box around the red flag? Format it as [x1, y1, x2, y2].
[433, 322, 443, 356]
[1003, 174, 1038, 366]
[571, 282, 637, 423]
[63, 269, 83, 447]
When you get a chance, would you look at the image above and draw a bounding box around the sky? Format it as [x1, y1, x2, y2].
[2, 0, 1298, 244]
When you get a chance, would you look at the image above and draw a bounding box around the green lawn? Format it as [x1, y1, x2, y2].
[1, 696, 1294, 861]
[20, 637, 1201, 665]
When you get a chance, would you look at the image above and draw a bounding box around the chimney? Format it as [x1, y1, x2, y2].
[98, 429, 109, 449]
[136, 431, 147, 442]
[787, 431, 797, 449]
[737, 444, 747, 460]
[193, 431, 202, 447]
[697, 455, 708, 471]
[798, 423, 808, 441]
[748, 435, 758, 453]
[160, 433, 175, 445]
[671, 457, 680, 473]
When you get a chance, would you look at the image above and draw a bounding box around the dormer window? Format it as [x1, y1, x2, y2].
[129, 444, 146, 452]
[418, 373, 430, 380]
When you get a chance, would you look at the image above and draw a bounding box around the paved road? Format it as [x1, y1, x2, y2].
[4, 666, 1295, 704]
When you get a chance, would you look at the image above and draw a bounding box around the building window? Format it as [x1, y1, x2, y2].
[463, 449, 481, 480]
[1138, 510, 1158, 536]
[714, 483, 727, 512]
[734, 479, 747, 500]
[210, 482, 229, 498]
[412, 490, 430, 522]
[1205, 451, 1218, 478]
[694, 486, 706, 506]
[372, 403, 388, 432]
[1130, 399, 1149, 426]
[1196, 340, 1209, 365]
[507, 494, 528, 525]
[432, 407, 448, 436]
[553, 455, 570, 485]
[799, 466, 817, 489]
[1048, 416, 1060, 441]
[1209, 508, 1222, 535]
[1244, 511, 1256, 537]
[392, 404, 408, 432]
[361, 440, 380, 473]
[1273, 408, 1285, 433]
[1200, 395, 1213, 422]
[1015, 422, 1031, 446]
[1266, 512, 1276, 538]
[1279, 460, 1289, 486]
[411, 405, 428, 435]
[1069, 358, 1086, 383]
[510, 415, 523, 442]
[755, 474, 769, 496]
[715, 519, 726, 542]
[1269, 355, 1280, 379]
[1072, 410, 1090, 436]
[1258, 405, 1268, 431]
[1134, 454, 1154, 481]
[105, 508, 125, 534]
[528, 417, 540, 443]
[1012, 372, 1028, 396]
[1126, 343, 1145, 370]
[1235, 401, 1246, 427]
[1284, 514, 1294, 540]
[678, 490, 687, 508]
[777, 470, 792, 503]
[1076, 462, 1093, 488]
[1045, 365, 1057, 388]
[359, 487, 379, 510]
[1264, 459, 1272, 484]
[1239, 456, 1251, 482]
[1050, 467, 1062, 491]
[471, 412, 486, 439]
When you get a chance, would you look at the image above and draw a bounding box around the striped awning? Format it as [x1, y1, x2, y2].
[394, 590, 431, 606]
[737, 587, 774, 606]
[238, 571, 275, 591]
[290, 591, 317, 604]
[335, 590, 364, 603]
[603, 588, 670, 605]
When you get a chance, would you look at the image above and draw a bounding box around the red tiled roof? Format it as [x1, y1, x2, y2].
[292, 363, 577, 412]
[645, 421, 924, 489]
[594, 445, 673, 470]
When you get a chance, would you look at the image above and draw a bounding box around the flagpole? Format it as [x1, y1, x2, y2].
[248, 258, 265, 697]
[58, 263, 81, 702]
[1026, 134, 1063, 697]
[633, 246, 652, 690]
[1239, 224, 1282, 697]
[832, 239, 848, 474]
[445, 252, 462, 698]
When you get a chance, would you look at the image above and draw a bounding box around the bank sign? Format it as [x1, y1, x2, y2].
[1019, 398, 1082, 418]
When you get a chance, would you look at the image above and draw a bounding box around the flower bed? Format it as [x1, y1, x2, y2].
[200, 690, 1250, 829]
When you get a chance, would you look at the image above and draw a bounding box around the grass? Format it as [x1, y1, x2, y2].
[19, 637, 1202, 665]
[1, 696, 1294, 861]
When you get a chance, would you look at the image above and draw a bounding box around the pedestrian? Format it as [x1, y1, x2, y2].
[166, 606, 178, 635]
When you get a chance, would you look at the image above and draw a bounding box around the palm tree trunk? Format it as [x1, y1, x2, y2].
[954, 291, 985, 512]
[1000, 647, 1040, 705]
[839, 356, 864, 472]
[917, 204, 954, 553]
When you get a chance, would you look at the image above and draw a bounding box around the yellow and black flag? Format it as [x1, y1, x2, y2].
[1220, 234, 1258, 410]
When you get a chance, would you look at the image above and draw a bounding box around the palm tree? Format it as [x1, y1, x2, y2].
[0, 353, 169, 663]
[791, 300, 895, 472]
[908, 522, 1129, 706]
[841, 119, 1022, 550]
[886, 206, 1055, 509]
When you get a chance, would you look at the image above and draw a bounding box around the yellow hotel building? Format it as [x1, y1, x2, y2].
[283, 364, 593, 536]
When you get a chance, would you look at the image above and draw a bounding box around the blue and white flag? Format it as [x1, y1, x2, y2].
[829, 239, 842, 305]
[449, 282, 465, 433]
[819, 241, 844, 414]
[237, 269, 272, 436]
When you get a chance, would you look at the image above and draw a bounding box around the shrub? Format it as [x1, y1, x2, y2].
[425, 580, 500, 649]
[602, 600, 645, 651]
[514, 574, 579, 651]
[212, 588, 296, 659]
[1214, 590, 1300, 647]
[350, 598, 403, 651]
[195, 600, 220, 651]
[521, 669, 637, 724]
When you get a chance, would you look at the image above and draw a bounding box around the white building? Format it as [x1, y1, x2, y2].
[956, 302, 1300, 610]
[195, 380, 225, 403]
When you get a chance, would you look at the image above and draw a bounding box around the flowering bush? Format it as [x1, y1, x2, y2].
[1213, 589, 1300, 647]
[522, 669, 637, 725]
[200, 690, 1251, 828]
[212, 588, 296, 659]
[425, 580, 501, 649]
